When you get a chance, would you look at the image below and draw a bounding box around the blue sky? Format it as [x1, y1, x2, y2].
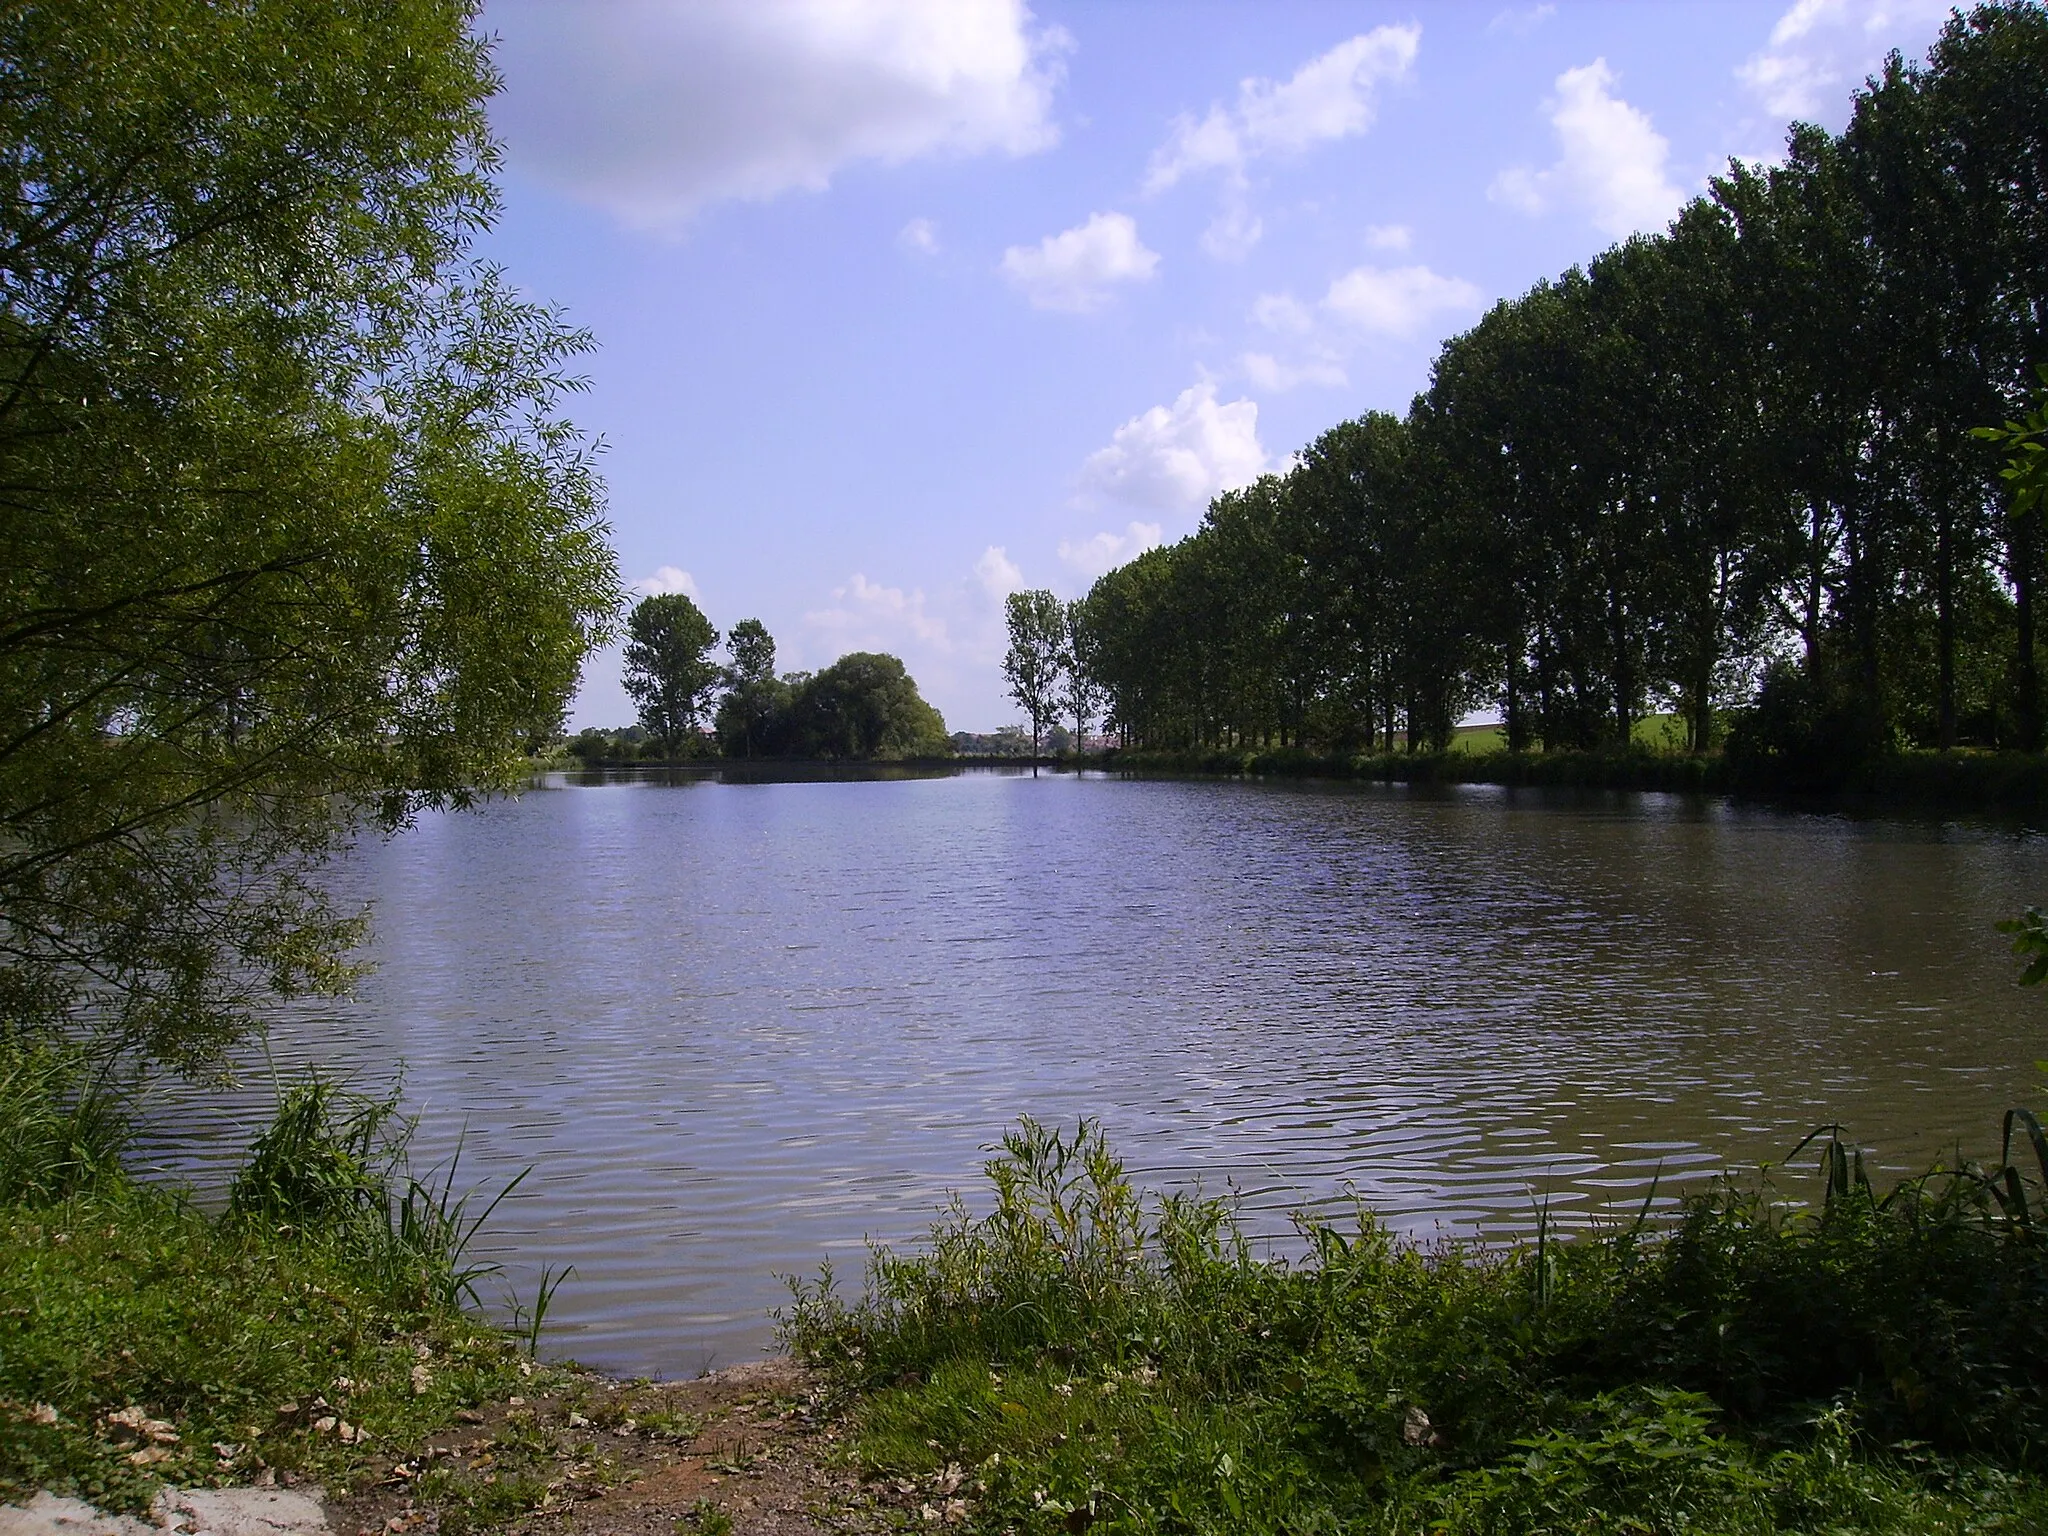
[478, 0, 1960, 733]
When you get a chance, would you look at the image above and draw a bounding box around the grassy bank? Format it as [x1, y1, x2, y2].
[1099, 743, 2048, 810]
[784, 1117, 2048, 1535]
[0, 1047, 547, 1513]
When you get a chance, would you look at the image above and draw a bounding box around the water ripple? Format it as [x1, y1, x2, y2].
[135, 771, 2048, 1378]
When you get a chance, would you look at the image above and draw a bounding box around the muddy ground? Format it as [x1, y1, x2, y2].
[326, 1360, 960, 1536]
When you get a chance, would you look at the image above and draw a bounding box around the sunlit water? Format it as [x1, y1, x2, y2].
[134, 769, 2048, 1378]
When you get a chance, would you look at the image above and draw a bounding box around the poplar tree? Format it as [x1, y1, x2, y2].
[1002, 590, 1066, 764]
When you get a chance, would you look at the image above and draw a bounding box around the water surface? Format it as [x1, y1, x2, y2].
[140, 770, 2048, 1377]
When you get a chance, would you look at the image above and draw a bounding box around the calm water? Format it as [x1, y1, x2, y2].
[137, 770, 2048, 1378]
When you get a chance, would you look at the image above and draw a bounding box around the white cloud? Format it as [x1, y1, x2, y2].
[1488, 59, 1685, 238]
[489, 0, 1068, 230]
[1364, 223, 1412, 251]
[805, 572, 951, 651]
[1487, 4, 1556, 37]
[1323, 264, 1484, 337]
[1200, 200, 1264, 262]
[636, 565, 702, 599]
[1000, 211, 1159, 313]
[974, 544, 1024, 598]
[1240, 352, 1348, 392]
[1078, 382, 1268, 513]
[1058, 521, 1165, 579]
[898, 216, 939, 253]
[1241, 261, 1482, 392]
[1251, 292, 1316, 335]
[1736, 0, 1954, 120]
[1146, 26, 1421, 192]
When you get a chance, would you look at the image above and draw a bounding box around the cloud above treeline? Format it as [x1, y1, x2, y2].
[1490, 58, 1685, 238]
[1144, 25, 1421, 261]
[806, 571, 950, 652]
[1144, 26, 1420, 192]
[1078, 382, 1268, 514]
[1240, 262, 1484, 392]
[1737, 0, 1954, 119]
[488, 0, 1068, 229]
[635, 565, 701, 599]
[1000, 212, 1159, 313]
[1058, 521, 1165, 580]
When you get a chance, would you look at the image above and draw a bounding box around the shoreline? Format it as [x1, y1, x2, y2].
[2, 1357, 896, 1536]
[1087, 744, 2048, 816]
[530, 746, 2048, 817]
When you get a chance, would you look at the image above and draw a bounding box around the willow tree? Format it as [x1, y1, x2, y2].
[0, 1, 622, 1074]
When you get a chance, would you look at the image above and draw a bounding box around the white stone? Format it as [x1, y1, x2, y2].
[0, 1493, 154, 1536]
[151, 1488, 331, 1536]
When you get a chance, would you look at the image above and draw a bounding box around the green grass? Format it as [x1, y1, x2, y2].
[782, 1116, 2048, 1535]
[0, 1047, 547, 1512]
[0, 1042, 130, 1205]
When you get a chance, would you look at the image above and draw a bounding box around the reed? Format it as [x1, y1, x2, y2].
[0, 1040, 127, 1205]
[227, 1072, 527, 1309]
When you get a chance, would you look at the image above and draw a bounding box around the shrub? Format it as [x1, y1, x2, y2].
[784, 1115, 2048, 1534]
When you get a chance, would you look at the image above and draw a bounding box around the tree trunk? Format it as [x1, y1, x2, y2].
[2017, 512, 2040, 751]
[1609, 588, 1633, 749]
[1844, 510, 1882, 724]
[1504, 634, 1530, 754]
[1803, 500, 1827, 669]
[1937, 501, 1957, 750]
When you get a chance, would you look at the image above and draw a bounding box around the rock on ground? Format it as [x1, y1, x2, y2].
[6, 1358, 950, 1536]
[0, 1490, 329, 1536]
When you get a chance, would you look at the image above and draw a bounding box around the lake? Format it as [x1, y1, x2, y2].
[137, 769, 2048, 1379]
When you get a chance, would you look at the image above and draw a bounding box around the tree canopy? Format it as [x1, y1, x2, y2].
[1003, 590, 1066, 758]
[714, 618, 782, 758]
[780, 652, 950, 761]
[1074, 3, 2048, 769]
[622, 593, 720, 759]
[0, 0, 621, 1073]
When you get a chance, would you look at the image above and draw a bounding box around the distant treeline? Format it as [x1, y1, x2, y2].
[1077, 5, 2048, 767]
[575, 604, 949, 763]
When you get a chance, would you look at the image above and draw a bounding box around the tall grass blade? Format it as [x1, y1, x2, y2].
[2003, 1108, 2048, 1190]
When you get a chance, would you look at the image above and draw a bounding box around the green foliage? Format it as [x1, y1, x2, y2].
[681, 1497, 734, 1535]
[586, 641, 955, 764]
[225, 1074, 525, 1310]
[1998, 905, 2048, 986]
[724, 619, 777, 687]
[1061, 599, 1106, 751]
[0, 0, 623, 1075]
[778, 653, 950, 760]
[565, 724, 654, 764]
[623, 593, 721, 759]
[1077, 4, 2048, 767]
[1003, 591, 1068, 757]
[784, 1115, 2048, 1535]
[0, 1065, 543, 1511]
[0, 1186, 536, 1512]
[0, 1044, 127, 1207]
[228, 1077, 404, 1234]
[714, 619, 782, 758]
[1726, 659, 1895, 786]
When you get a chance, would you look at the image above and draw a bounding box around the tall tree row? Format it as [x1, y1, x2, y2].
[1077, 5, 2048, 761]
